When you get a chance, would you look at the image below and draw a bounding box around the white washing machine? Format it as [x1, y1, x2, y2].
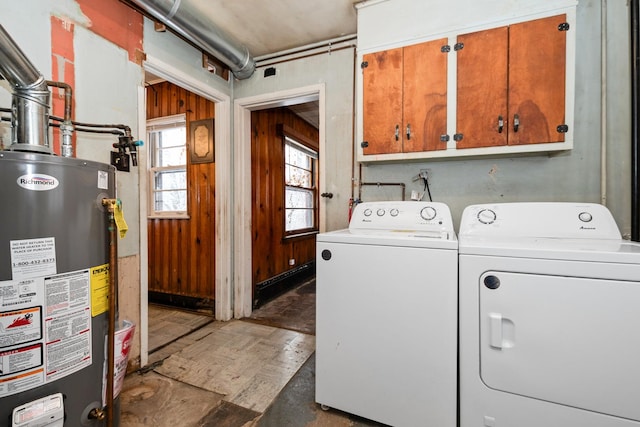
[316, 201, 458, 427]
[458, 202, 640, 427]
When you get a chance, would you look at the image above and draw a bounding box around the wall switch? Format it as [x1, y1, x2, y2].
[289, 258, 295, 266]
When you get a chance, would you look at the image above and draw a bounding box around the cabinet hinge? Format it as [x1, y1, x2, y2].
[558, 22, 570, 31]
[557, 124, 569, 133]
[440, 134, 450, 142]
[361, 141, 369, 148]
[453, 133, 464, 141]
[454, 42, 464, 51]
[441, 45, 451, 53]
[361, 61, 369, 69]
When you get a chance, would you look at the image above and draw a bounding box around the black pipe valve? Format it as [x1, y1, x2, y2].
[111, 134, 143, 172]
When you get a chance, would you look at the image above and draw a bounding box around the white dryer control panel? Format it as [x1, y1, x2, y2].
[460, 202, 621, 239]
[350, 201, 455, 238]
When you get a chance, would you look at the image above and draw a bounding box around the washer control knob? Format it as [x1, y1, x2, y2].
[377, 209, 386, 216]
[478, 209, 497, 224]
[363, 208, 372, 217]
[321, 249, 332, 261]
[578, 212, 593, 222]
[420, 206, 437, 221]
[390, 208, 399, 217]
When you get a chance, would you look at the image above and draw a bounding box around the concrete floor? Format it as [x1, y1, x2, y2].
[120, 284, 388, 426]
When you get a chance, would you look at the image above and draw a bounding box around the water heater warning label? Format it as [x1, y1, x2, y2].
[0, 269, 93, 398]
[10, 238, 57, 280]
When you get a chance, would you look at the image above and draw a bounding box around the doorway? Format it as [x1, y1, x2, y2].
[234, 84, 326, 318]
[139, 55, 232, 367]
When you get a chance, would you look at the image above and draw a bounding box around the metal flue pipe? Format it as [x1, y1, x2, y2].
[126, 0, 256, 79]
[0, 24, 52, 154]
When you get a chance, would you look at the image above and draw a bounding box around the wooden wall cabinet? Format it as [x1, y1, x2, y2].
[362, 38, 448, 155]
[357, 7, 575, 163]
[456, 14, 568, 149]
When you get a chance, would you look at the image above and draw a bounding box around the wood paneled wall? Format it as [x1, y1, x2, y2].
[146, 81, 216, 308]
[252, 107, 319, 289]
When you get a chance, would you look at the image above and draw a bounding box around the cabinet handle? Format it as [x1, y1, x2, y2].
[406, 123, 411, 140]
[498, 115, 504, 133]
[395, 125, 399, 141]
[513, 114, 520, 133]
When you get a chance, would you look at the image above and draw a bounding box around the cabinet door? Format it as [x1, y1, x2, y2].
[456, 27, 508, 149]
[403, 38, 448, 152]
[508, 14, 567, 145]
[362, 48, 403, 154]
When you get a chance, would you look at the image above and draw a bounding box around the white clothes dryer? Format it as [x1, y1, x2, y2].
[458, 202, 640, 427]
[316, 201, 458, 427]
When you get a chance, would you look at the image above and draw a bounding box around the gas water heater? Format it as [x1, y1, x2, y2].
[0, 152, 117, 426]
[0, 23, 137, 426]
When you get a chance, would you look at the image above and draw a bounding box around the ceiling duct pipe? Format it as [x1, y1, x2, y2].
[126, 0, 256, 79]
[0, 24, 52, 154]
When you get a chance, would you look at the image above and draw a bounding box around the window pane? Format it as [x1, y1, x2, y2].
[154, 190, 187, 212]
[157, 146, 186, 167]
[150, 127, 186, 167]
[286, 208, 313, 231]
[154, 170, 186, 191]
[285, 165, 312, 187]
[285, 144, 312, 169]
[286, 187, 313, 208]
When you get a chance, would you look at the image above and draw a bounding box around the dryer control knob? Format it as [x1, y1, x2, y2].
[363, 209, 372, 217]
[420, 206, 437, 221]
[578, 212, 593, 222]
[321, 250, 332, 261]
[478, 209, 497, 224]
[377, 209, 386, 216]
[390, 208, 399, 217]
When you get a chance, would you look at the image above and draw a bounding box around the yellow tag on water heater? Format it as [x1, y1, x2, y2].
[114, 201, 128, 239]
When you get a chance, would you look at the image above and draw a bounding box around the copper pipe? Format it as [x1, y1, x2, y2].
[359, 182, 406, 201]
[46, 81, 72, 122]
[102, 199, 118, 427]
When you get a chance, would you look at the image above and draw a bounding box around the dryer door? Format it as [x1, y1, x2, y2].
[479, 270, 640, 421]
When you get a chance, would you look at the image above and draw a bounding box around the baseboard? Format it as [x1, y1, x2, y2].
[254, 261, 316, 308]
[148, 291, 215, 315]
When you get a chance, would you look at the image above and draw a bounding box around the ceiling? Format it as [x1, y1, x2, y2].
[189, 0, 358, 58]
[145, 0, 359, 129]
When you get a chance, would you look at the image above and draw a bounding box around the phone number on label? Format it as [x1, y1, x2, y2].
[13, 258, 55, 267]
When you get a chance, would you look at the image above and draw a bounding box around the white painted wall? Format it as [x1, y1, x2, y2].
[234, 48, 356, 231]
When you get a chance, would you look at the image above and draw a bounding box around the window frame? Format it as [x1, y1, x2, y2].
[279, 124, 319, 238]
[147, 114, 189, 219]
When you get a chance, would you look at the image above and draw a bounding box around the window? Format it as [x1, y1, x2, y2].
[147, 114, 188, 217]
[284, 133, 318, 234]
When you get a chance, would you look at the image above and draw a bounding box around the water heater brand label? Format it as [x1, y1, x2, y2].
[17, 174, 59, 191]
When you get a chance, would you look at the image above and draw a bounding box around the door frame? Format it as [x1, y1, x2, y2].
[234, 84, 326, 318]
[139, 55, 232, 366]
